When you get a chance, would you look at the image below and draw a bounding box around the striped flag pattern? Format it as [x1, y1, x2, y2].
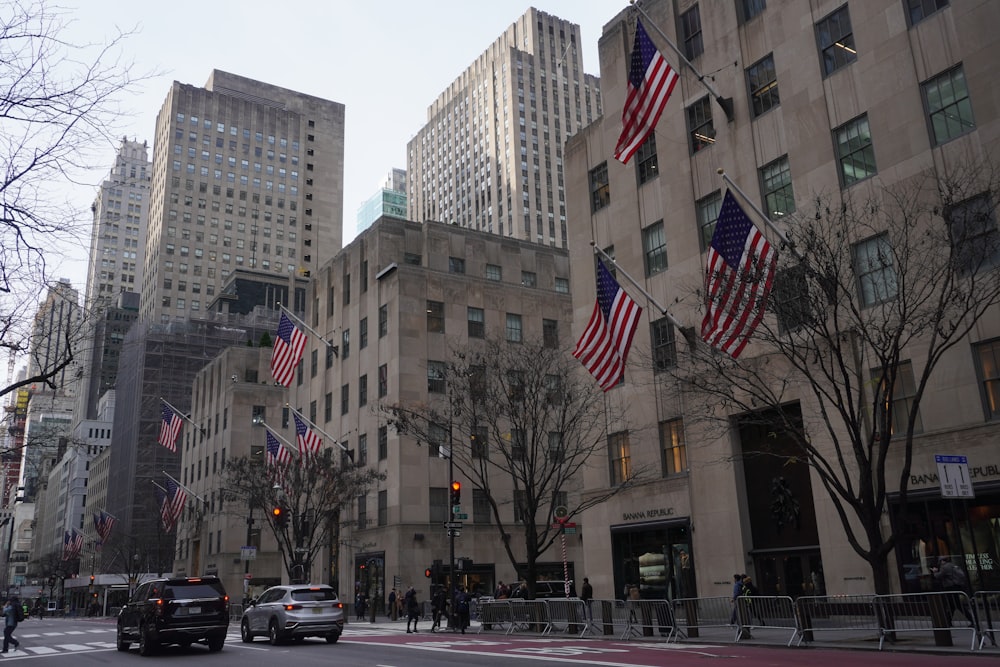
[573, 261, 643, 391]
[701, 190, 778, 358]
[94, 510, 117, 545]
[158, 402, 184, 452]
[270, 312, 307, 387]
[62, 528, 84, 561]
[158, 480, 187, 533]
[614, 20, 679, 164]
[293, 412, 322, 465]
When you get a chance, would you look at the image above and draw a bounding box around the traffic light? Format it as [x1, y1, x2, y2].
[89, 575, 95, 584]
[450, 480, 461, 506]
[272, 506, 287, 528]
[424, 567, 432, 578]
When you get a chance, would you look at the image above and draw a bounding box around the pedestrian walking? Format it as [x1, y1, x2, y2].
[729, 573, 743, 625]
[387, 589, 397, 620]
[405, 586, 420, 633]
[580, 577, 594, 622]
[430, 586, 447, 631]
[455, 585, 471, 634]
[2, 598, 21, 653]
[931, 557, 975, 624]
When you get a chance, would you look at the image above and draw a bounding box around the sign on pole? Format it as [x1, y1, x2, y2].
[935, 454, 974, 498]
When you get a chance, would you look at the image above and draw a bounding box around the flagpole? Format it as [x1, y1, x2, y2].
[277, 303, 339, 356]
[717, 168, 801, 258]
[162, 471, 205, 505]
[160, 397, 207, 435]
[630, 2, 734, 122]
[591, 244, 698, 349]
[260, 423, 298, 455]
[286, 404, 350, 453]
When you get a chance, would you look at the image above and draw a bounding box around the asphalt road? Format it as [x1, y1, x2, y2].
[4, 616, 996, 666]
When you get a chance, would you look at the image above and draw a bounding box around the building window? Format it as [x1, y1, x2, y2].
[659, 419, 687, 476]
[449, 256, 466, 274]
[340, 384, 349, 415]
[324, 392, 332, 422]
[696, 190, 722, 251]
[738, 0, 767, 23]
[555, 277, 569, 294]
[609, 431, 631, 486]
[975, 339, 1000, 420]
[873, 361, 923, 436]
[687, 96, 715, 154]
[834, 114, 876, 187]
[485, 264, 502, 281]
[359, 374, 368, 407]
[542, 319, 558, 348]
[378, 364, 388, 397]
[651, 317, 676, 371]
[326, 344, 335, 369]
[430, 488, 448, 523]
[377, 489, 386, 526]
[426, 300, 445, 333]
[521, 271, 537, 288]
[923, 66, 974, 145]
[378, 304, 388, 337]
[341, 329, 350, 359]
[473, 488, 491, 524]
[467, 307, 485, 338]
[427, 360, 446, 393]
[510, 427, 526, 460]
[946, 193, 1000, 274]
[589, 162, 610, 212]
[359, 317, 368, 348]
[853, 234, 897, 306]
[356, 495, 367, 530]
[547, 431, 565, 464]
[505, 313, 522, 342]
[635, 135, 659, 185]
[404, 252, 422, 265]
[358, 433, 368, 466]
[471, 425, 488, 459]
[747, 53, 779, 117]
[816, 5, 857, 76]
[680, 4, 703, 60]
[429, 422, 447, 458]
[642, 221, 667, 276]
[907, 0, 948, 26]
[378, 425, 388, 460]
[772, 263, 813, 333]
[760, 155, 795, 218]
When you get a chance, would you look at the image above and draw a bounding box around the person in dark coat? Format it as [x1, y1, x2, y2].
[455, 585, 471, 634]
[430, 586, 448, 631]
[2, 599, 20, 653]
[405, 586, 420, 633]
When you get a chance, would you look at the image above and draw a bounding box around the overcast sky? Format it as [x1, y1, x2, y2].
[53, 0, 621, 291]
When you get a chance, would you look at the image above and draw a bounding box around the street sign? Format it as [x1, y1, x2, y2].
[452, 505, 462, 514]
[240, 546, 257, 561]
[444, 521, 464, 529]
[454, 513, 469, 519]
[446, 529, 462, 537]
[935, 454, 974, 498]
[564, 527, 577, 535]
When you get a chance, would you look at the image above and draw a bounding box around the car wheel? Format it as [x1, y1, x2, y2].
[325, 632, 340, 644]
[207, 634, 225, 652]
[268, 619, 283, 646]
[241, 618, 254, 642]
[138, 623, 158, 656]
[116, 625, 130, 652]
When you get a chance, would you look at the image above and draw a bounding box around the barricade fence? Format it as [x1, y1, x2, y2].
[474, 591, 1000, 651]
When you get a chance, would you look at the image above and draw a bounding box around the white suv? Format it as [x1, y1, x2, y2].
[240, 584, 345, 645]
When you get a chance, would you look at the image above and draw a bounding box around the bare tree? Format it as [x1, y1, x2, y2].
[222, 448, 384, 584]
[669, 159, 1000, 593]
[384, 336, 642, 598]
[0, 0, 148, 396]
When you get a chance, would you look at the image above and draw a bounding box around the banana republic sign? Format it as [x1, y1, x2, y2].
[910, 462, 1000, 486]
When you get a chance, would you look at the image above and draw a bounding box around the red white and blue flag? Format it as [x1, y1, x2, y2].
[573, 261, 642, 391]
[614, 20, 678, 164]
[157, 480, 187, 533]
[62, 528, 84, 561]
[701, 190, 778, 358]
[266, 429, 292, 467]
[93, 510, 117, 547]
[293, 412, 322, 465]
[270, 312, 307, 387]
[158, 402, 184, 452]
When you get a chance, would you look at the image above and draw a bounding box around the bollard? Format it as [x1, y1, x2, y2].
[602, 600, 614, 636]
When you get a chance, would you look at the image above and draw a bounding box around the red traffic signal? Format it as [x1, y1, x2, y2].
[424, 568, 432, 578]
[272, 506, 287, 527]
[450, 480, 461, 505]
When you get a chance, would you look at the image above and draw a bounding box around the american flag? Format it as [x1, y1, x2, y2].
[573, 261, 643, 391]
[266, 429, 292, 467]
[62, 528, 84, 561]
[701, 190, 778, 358]
[270, 312, 307, 387]
[158, 402, 184, 452]
[614, 20, 678, 164]
[158, 480, 187, 533]
[93, 510, 117, 545]
[293, 412, 322, 465]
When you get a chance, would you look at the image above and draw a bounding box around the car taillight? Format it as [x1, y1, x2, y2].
[284, 604, 302, 611]
[335, 602, 343, 609]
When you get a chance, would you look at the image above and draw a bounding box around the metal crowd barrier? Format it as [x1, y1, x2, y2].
[590, 598, 629, 636]
[544, 599, 590, 637]
[509, 599, 551, 635]
[874, 591, 977, 650]
[623, 599, 680, 642]
[734, 595, 797, 645]
[671, 595, 732, 640]
[794, 594, 880, 646]
[973, 591, 1000, 650]
[477, 599, 512, 634]
[229, 603, 244, 621]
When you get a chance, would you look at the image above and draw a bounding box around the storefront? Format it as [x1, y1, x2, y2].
[611, 519, 694, 601]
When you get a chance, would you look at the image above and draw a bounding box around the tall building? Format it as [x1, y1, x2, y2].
[139, 70, 345, 323]
[356, 168, 407, 234]
[564, 0, 1000, 600]
[85, 138, 151, 307]
[407, 8, 602, 247]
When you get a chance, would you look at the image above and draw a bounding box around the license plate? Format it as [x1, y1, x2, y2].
[312, 607, 322, 614]
[188, 606, 201, 614]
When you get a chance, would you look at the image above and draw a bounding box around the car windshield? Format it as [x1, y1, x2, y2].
[290, 588, 337, 602]
[164, 582, 226, 599]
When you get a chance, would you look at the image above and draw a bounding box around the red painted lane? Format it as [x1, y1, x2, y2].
[341, 635, 995, 666]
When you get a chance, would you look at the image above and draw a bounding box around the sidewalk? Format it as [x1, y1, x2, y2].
[344, 614, 997, 656]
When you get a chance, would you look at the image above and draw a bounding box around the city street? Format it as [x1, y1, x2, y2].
[3, 616, 996, 665]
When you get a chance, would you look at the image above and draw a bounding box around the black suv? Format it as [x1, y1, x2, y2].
[116, 576, 229, 655]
